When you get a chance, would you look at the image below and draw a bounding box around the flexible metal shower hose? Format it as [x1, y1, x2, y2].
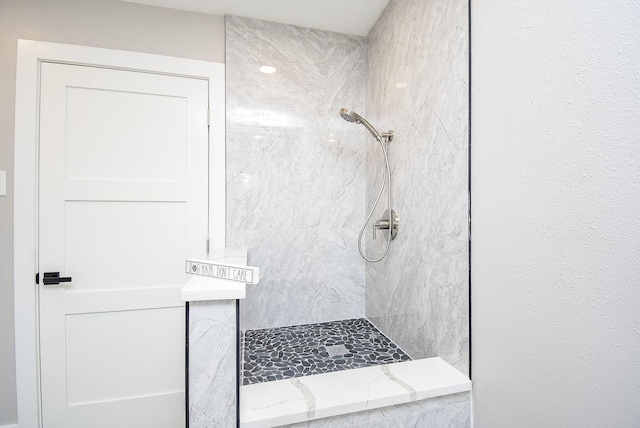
[357, 135, 392, 263]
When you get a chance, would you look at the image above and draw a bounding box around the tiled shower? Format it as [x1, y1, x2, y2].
[225, 0, 468, 422]
[365, 0, 469, 372]
[226, 15, 367, 331]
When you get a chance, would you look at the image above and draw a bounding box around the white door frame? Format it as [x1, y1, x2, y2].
[13, 40, 226, 428]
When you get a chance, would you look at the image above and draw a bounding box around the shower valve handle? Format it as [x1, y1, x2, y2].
[372, 210, 399, 241]
[373, 219, 390, 240]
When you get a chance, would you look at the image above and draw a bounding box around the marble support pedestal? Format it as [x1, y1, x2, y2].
[188, 299, 238, 427]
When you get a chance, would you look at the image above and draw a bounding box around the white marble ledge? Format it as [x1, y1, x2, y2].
[240, 357, 471, 428]
[180, 248, 252, 302]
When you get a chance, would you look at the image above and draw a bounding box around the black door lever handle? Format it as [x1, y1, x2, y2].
[43, 272, 72, 285]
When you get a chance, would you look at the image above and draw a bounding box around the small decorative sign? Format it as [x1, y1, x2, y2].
[185, 259, 259, 284]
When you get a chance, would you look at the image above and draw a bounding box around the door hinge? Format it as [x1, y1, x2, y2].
[206, 237, 210, 254]
[207, 109, 210, 127]
[36, 272, 39, 285]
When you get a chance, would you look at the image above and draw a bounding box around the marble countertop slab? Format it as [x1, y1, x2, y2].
[180, 248, 250, 301]
[240, 357, 471, 427]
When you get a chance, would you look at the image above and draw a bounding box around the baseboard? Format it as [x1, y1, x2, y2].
[0, 424, 18, 428]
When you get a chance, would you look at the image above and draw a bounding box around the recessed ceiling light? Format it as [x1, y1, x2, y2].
[395, 82, 407, 89]
[260, 66, 276, 74]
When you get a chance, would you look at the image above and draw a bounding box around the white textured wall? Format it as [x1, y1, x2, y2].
[472, 1, 640, 426]
[0, 1, 224, 424]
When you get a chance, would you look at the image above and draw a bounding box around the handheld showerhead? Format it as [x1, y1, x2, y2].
[339, 108, 358, 123]
[340, 108, 382, 141]
[338, 108, 397, 262]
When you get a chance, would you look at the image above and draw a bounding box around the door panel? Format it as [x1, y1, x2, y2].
[38, 62, 208, 427]
[65, 87, 188, 182]
[65, 201, 187, 291]
[65, 307, 185, 405]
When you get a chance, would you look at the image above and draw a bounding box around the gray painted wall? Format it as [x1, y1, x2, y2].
[472, 1, 640, 426]
[0, 0, 224, 423]
[225, 16, 367, 330]
[365, 0, 469, 374]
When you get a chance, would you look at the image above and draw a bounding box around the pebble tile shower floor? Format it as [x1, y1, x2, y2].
[241, 318, 412, 385]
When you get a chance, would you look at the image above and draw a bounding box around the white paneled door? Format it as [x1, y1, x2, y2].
[38, 62, 209, 427]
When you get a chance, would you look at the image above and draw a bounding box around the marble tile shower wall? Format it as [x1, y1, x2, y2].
[364, 0, 470, 373]
[226, 16, 367, 330]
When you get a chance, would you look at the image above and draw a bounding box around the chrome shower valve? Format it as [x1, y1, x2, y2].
[373, 209, 399, 241]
